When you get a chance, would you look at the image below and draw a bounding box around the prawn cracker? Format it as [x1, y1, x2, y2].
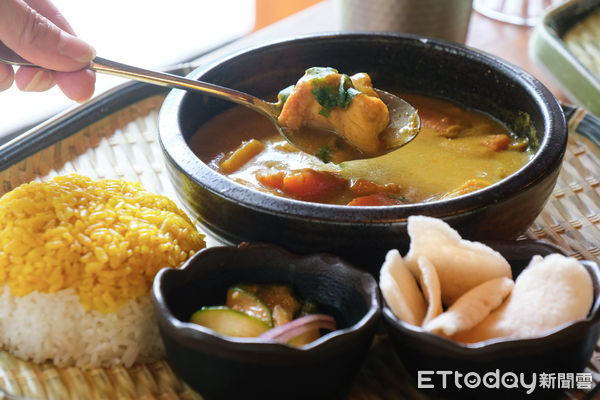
[379, 249, 427, 326]
[404, 215, 511, 306]
[454, 254, 593, 343]
[416, 256, 443, 326]
[424, 277, 514, 337]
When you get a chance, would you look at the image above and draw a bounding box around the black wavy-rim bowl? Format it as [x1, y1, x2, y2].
[151, 243, 381, 400]
[382, 240, 600, 399]
[158, 32, 567, 273]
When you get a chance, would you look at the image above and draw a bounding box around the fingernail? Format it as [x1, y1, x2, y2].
[24, 70, 55, 91]
[0, 70, 14, 91]
[57, 31, 96, 64]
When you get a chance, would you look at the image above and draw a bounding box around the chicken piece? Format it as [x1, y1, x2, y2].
[348, 72, 378, 97]
[278, 67, 390, 154]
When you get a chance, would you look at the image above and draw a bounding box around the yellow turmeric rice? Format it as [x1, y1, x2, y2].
[0, 174, 205, 313]
[0, 174, 205, 368]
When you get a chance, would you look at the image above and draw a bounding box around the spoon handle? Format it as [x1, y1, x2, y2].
[0, 41, 279, 118]
[90, 57, 277, 117]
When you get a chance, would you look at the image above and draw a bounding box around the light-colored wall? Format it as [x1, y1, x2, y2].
[254, 0, 323, 30]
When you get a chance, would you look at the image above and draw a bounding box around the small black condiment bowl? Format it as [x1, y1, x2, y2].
[158, 33, 567, 274]
[382, 240, 600, 399]
[151, 243, 381, 400]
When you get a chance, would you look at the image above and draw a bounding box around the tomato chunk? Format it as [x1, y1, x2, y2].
[418, 108, 466, 138]
[282, 169, 346, 200]
[350, 179, 400, 196]
[256, 171, 285, 190]
[347, 193, 404, 206]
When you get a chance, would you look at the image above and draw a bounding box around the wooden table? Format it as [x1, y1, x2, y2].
[466, 9, 569, 102]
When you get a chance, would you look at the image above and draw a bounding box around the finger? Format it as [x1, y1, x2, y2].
[54, 69, 96, 102]
[14, 66, 55, 91]
[0, 63, 15, 91]
[24, 0, 75, 34]
[0, 0, 95, 71]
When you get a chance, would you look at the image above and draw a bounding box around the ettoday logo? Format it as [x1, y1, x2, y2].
[417, 370, 593, 394]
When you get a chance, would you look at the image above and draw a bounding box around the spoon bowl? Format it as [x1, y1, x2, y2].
[279, 88, 420, 163]
[0, 41, 419, 162]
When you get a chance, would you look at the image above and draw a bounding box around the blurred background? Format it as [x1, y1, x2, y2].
[0, 0, 571, 142]
[1, 0, 252, 138]
[0, 0, 328, 140]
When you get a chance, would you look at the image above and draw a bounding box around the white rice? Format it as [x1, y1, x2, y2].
[0, 285, 164, 368]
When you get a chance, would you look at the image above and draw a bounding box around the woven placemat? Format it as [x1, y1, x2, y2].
[526, 107, 600, 263]
[0, 95, 599, 399]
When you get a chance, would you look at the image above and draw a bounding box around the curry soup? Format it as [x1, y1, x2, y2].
[189, 94, 533, 206]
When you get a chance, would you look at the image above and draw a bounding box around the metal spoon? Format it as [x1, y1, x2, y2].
[0, 41, 419, 163]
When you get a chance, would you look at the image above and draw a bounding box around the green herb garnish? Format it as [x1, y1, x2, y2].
[305, 67, 339, 80]
[315, 146, 333, 163]
[307, 68, 360, 117]
[277, 85, 295, 106]
[313, 86, 338, 117]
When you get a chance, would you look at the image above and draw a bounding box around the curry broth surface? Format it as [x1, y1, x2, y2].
[189, 94, 532, 204]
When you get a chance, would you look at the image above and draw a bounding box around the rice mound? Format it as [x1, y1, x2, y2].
[0, 286, 163, 368]
[0, 174, 206, 367]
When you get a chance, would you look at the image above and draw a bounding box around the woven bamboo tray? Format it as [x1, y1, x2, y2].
[1, 94, 599, 399]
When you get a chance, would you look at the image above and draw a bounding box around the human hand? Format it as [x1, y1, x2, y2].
[0, 0, 96, 102]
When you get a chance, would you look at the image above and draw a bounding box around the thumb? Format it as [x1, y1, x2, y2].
[0, 0, 95, 71]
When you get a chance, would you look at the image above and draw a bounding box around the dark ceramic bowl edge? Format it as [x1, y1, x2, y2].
[381, 240, 600, 359]
[152, 244, 382, 356]
[158, 32, 567, 223]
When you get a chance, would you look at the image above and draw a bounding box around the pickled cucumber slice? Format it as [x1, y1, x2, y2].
[236, 284, 301, 326]
[226, 287, 273, 327]
[190, 306, 270, 337]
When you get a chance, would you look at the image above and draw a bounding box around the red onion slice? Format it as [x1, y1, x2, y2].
[259, 314, 336, 343]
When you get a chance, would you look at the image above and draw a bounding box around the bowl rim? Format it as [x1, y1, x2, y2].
[381, 245, 600, 356]
[151, 243, 382, 354]
[158, 31, 567, 223]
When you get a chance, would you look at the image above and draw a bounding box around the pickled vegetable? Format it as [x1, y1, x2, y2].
[226, 287, 273, 326]
[190, 306, 270, 337]
[189, 283, 335, 346]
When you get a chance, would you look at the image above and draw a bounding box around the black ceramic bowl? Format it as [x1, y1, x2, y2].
[151, 243, 381, 400]
[158, 33, 567, 273]
[382, 240, 600, 399]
